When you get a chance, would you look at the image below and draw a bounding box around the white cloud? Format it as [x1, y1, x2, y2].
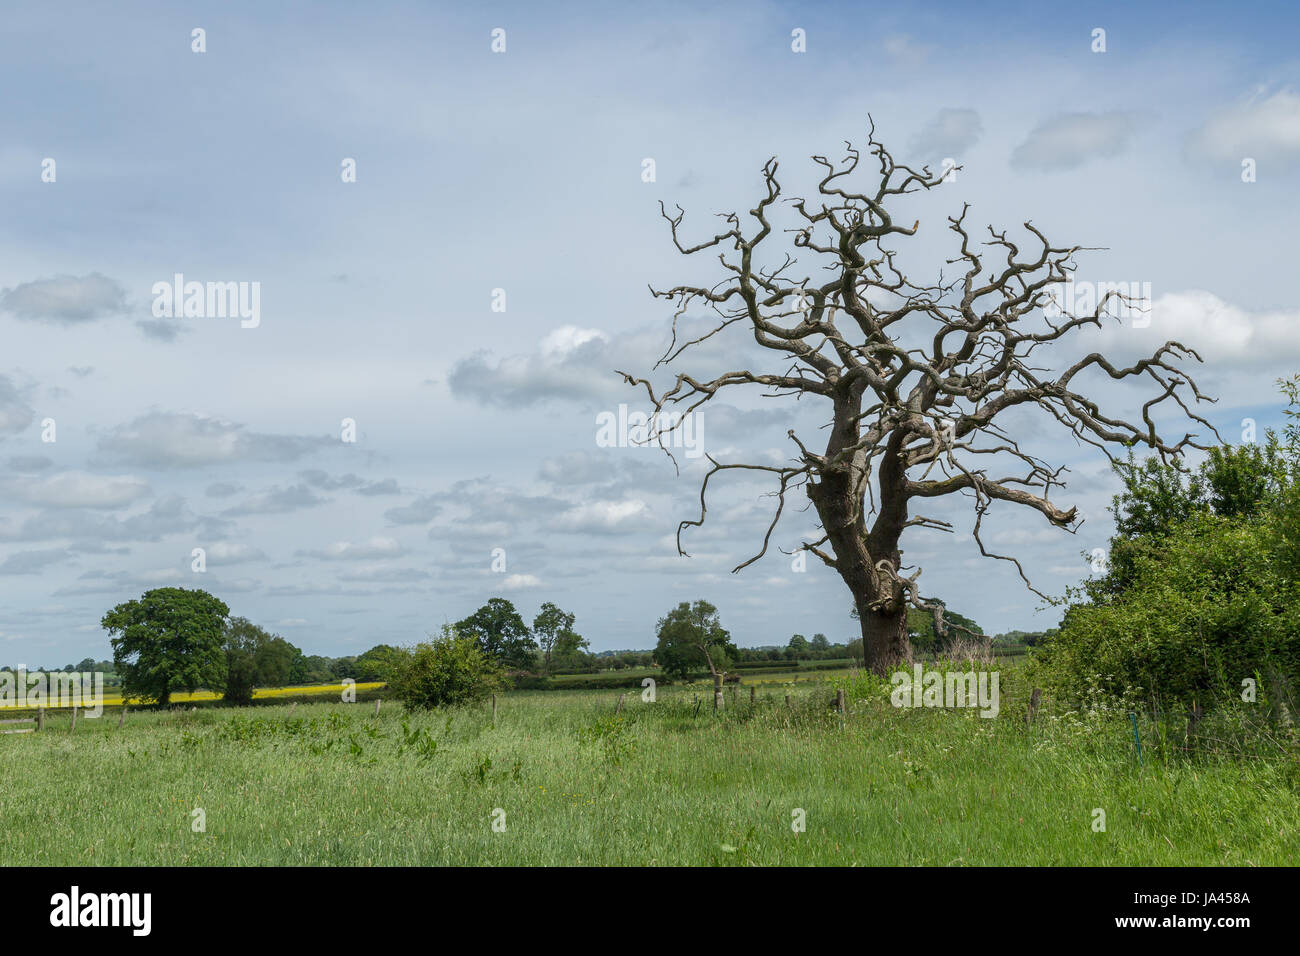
[5, 471, 150, 510]
[204, 541, 266, 564]
[1187, 88, 1300, 167]
[1079, 290, 1300, 365]
[302, 536, 404, 560]
[96, 412, 333, 470]
[0, 273, 127, 325]
[449, 325, 618, 407]
[501, 573, 540, 590]
[548, 499, 651, 534]
[539, 325, 607, 356]
[1011, 112, 1141, 171]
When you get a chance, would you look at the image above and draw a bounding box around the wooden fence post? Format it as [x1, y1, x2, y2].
[616, 693, 625, 714]
[750, 685, 756, 704]
[118, 705, 127, 729]
[374, 698, 382, 717]
[70, 706, 77, 732]
[784, 694, 791, 710]
[37, 707, 45, 732]
[491, 694, 497, 724]
[836, 689, 846, 715]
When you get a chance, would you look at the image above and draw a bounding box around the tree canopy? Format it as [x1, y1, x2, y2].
[223, 618, 297, 705]
[456, 598, 538, 670]
[653, 600, 737, 681]
[532, 602, 588, 674]
[102, 587, 230, 706]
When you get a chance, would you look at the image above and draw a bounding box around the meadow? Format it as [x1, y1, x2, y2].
[1, 664, 1296, 866]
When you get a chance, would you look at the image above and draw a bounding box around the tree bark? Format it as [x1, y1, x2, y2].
[699, 643, 725, 711]
[857, 600, 909, 674]
[808, 411, 914, 675]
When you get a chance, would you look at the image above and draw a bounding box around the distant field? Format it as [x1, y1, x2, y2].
[2, 663, 1295, 866]
[2, 681, 386, 710]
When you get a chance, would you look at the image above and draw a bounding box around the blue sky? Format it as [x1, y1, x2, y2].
[2, 0, 1299, 665]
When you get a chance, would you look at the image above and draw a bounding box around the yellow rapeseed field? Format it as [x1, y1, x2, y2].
[27, 681, 385, 709]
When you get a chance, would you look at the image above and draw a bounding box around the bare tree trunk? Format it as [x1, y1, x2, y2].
[699, 644, 725, 711]
[858, 601, 909, 673]
[809, 431, 913, 675]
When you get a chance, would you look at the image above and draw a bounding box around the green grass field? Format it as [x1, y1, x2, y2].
[2, 667, 1296, 865]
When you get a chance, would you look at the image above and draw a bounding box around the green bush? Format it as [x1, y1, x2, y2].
[388, 629, 506, 710]
[1034, 397, 1300, 715]
[1032, 510, 1300, 709]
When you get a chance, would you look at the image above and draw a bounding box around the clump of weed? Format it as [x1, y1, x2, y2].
[578, 714, 637, 766]
[399, 717, 439, 761]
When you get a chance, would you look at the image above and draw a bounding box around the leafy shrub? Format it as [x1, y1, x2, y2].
[577, 714, 637, 766]
[828, 669, 891, 705]
[1032, 511, 1300, 709]
[389, 628, 506, 710]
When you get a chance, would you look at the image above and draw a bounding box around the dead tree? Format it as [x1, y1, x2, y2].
[621, 122, 1219, 675]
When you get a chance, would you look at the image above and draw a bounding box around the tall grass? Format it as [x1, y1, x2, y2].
[1, 669, 1296, 865]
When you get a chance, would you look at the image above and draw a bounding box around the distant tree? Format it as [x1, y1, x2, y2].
[906, 604, 982, 654]
[256, 636, 298, 686]
[653, 600, 737, 709]
[532, 602, 589, 674]
[102, 588, 229, 707]
[222, 618, 300, 705]
[456, 598, 538, 669]
[290, 653, 336, 684]
[553, 629, 591, 670]
[810, 633, 830, 654]
[354, 644, 407, 683]
[389, 627, 506, 710]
